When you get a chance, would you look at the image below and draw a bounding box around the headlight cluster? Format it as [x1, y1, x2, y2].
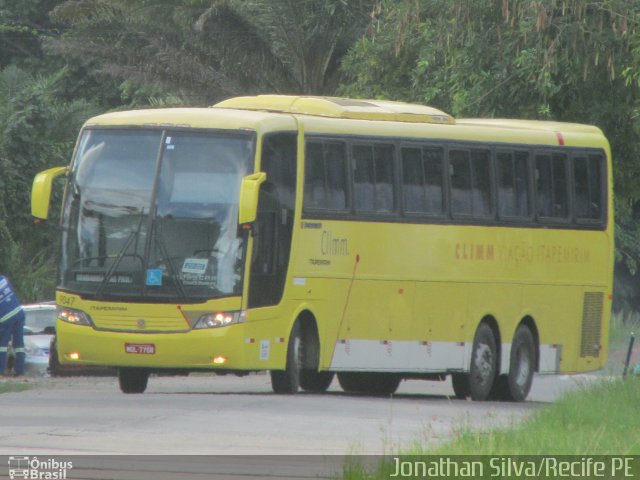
[57, 307, 93, 326]
[194, 310, 245, 329]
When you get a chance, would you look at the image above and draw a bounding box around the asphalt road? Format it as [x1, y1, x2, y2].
[0, 372, 599, 457]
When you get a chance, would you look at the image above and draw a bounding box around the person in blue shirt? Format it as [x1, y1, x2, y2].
[0, 274, 25, 377]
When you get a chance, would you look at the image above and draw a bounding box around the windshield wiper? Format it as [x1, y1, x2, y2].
[95, 210, 145, 299]
[144, 218, 188, 301]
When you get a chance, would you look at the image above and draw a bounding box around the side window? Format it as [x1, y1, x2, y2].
[449, 149, 472, 216]
[535, 153, 569, 220]
[353, 145, 375, 212]
[249, 132, 297, 309]
[497, 151, 530, 218]
[353, 143, 396, 214]
[303, 140, 348, 211]
[574, 154, 604, 222]
[471, 149, 492, 217]
[374, 145, 395, 213]
[401, 146, 444, 215]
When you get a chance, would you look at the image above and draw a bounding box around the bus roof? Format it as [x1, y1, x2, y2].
[84, 96, 607, 149]
[213, 95, 455, 125]
[456, 118, 603, 135]
[83, 107, 298, 132]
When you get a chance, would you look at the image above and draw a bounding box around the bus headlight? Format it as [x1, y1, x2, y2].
[57, 307, 93, 326]
[194, 311, 245, 329]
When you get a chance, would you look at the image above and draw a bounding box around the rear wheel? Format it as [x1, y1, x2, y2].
[337, 372, 401, 396]
[504, 326, 535, 401]
[271, 323, 303, 394]
[300, 371, 334, 392]
[451, 373, 470, 399]
[468, 323, 498, 401]
[118, 368, 149, 394]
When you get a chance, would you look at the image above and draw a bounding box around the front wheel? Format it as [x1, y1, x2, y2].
[468, 323, 498, 401]
[300, 371, 334, 392]
[270, 323, 303, 394]
[118, 368, 149, 394]
[337, 372, 401, 396]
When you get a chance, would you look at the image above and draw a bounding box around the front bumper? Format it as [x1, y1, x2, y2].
[56, 320, 280, 371]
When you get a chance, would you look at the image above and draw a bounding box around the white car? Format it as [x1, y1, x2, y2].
[6, 303, 56, 376]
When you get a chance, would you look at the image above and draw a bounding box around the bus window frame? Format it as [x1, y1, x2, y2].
[300, 133, 608, 232]
[399, 141, 447, 220]
[495, 148, 535, 224]
[571, 149, 607, 227]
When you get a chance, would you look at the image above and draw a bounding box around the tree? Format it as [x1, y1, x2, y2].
[47, 0, 375, 105]
[0, 65, 97, 300]
[340, 0, 640, 311]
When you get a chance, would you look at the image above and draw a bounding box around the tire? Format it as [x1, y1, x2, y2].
[299, 370, 334, 392]
[504, 326, 535, 401]
[451, 373, 470, 399]
[118, 368, 149, 394]
[468, 323, 498, 401]
[49, 338, 62, 377]
[337, 372, 401, 396]
[271, 323, 303, 394]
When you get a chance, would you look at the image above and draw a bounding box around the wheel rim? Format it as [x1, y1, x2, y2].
[292, 335, 302, 375]
[474, 343, 494, 386]
[514, 343, 531, 388]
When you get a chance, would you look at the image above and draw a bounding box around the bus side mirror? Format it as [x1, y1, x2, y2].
[31, 166, 68, 220]
[238, 172, 267, 225]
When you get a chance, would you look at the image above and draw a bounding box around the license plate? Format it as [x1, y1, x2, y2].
[125, 343, 156, 354]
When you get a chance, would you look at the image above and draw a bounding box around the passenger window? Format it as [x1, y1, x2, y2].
[374, 145, 395, 213]
[353, 144, 396, 213]
[402, 146, 444, 215]
[304, 143, 326, 209]
[450, 150, 472, 215]
[535, 153, 569, 219]
[497, 151, 530, 218]
[353, 145, 375, 212]
[574, 154, 604, 221]
[471, 149, 492, 217]
[303, 140, 348, 211]
[325, 143, 348, 210]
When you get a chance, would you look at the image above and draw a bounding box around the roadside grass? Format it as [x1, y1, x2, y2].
[342, 378, 640, 479]
[341, 310, 640, 478]
[0, 381, 30, 394]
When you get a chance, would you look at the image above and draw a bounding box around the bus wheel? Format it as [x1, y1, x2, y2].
[451, 373, 470, 399]
[118, 368, 149, 394]
[300, 371, 334, 392]
[504, 326, 535, 401]
[271, 323, 302, 394]
[337, 372, 401, 396]
[469, 323, 498, 401]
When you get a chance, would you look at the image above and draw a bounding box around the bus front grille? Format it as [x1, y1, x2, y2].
[580, 292, 603, 358]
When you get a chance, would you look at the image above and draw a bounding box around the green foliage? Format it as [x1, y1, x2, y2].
[47, 0, 375, 104]
[340, 0, 640, 310]
[0, 65, 98, 301]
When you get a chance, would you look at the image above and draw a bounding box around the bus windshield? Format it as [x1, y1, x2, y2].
[60, 128, 254, 302]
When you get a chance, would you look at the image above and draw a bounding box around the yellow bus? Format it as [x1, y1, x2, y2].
[32, 95, 613, 401]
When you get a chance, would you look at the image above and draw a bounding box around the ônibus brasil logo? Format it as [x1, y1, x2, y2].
[8, 456, 73, 479]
